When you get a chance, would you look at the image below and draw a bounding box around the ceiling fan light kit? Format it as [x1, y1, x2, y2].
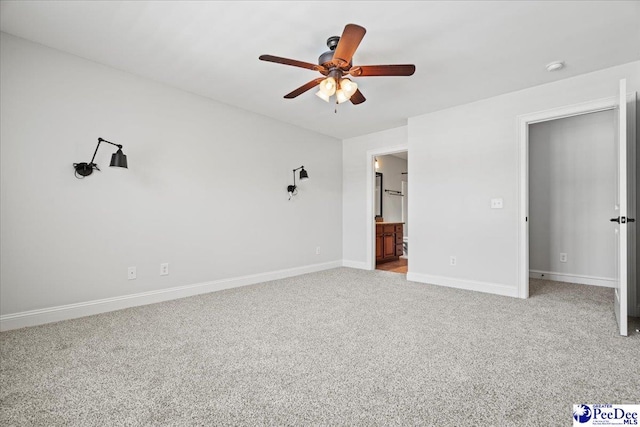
[315, 73, 358, 104]
[259, 24, 415, 106]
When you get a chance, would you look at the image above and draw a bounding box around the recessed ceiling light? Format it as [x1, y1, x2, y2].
[546, 61, 565, 72]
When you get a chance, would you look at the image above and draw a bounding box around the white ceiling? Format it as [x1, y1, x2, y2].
[1, 1, 638, 139]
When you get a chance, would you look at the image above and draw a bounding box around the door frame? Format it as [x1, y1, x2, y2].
[366, 145, 408, 270]
[517, 96, 618, 298]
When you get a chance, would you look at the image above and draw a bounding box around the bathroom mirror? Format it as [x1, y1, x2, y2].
[375, 172, 383, 219]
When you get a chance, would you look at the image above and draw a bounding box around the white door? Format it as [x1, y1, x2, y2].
[613, 79, 632, 337]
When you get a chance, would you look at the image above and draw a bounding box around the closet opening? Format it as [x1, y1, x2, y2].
[528, 110, 617, 294]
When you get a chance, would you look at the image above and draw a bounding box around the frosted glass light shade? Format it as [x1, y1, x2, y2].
[340, 78, 358, 98]
[315, 90, 330, 102]
[319, 77, 336, 96]
[336, 89, 349, 104]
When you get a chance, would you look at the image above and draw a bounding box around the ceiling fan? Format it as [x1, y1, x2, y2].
[259, 24, 416, 105]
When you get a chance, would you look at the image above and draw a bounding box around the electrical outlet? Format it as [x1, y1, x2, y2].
[450, 256, 456, 266]
[491, 198, 504, 209]
[315, 246, 321, 255]
[560, 253, 567, 263]
[128, 266, 137, 280]
[160, 263, 169, 276]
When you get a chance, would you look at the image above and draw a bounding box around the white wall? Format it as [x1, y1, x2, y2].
[375, 154, 407, 224]
[342, 61, 638, 301]
[529, 110, 616, 283]
[0, 33, 342, 322]
[342, 126, 407, 268]
[406, 61, 639, 297]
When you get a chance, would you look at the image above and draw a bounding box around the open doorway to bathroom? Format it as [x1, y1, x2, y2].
[374, 151, 408, 274]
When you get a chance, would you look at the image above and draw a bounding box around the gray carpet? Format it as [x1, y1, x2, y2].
[1, 268, 639, 426]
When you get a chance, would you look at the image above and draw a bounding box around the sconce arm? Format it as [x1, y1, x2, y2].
[290, 165, 305, 187]
[89, 138, 123, 165]
[74, 137, 127, 178]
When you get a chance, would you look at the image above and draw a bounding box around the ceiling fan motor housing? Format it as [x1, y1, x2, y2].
[326, 36, 340, 50]
[319, 36, 345, 68]
[318, 50, 334, 67]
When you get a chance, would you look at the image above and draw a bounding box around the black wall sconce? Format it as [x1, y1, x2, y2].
[73, 137, 128, 179]
[287, 166, 309, 200]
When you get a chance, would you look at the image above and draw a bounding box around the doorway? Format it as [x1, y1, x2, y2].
[518, 85, 637, 336]
[373, 151, 408, 274]
[528, 110, 616, 289]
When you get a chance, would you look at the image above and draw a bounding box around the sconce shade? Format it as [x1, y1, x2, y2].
[110, 149, 128, 168]
[299, 168, 309, 181]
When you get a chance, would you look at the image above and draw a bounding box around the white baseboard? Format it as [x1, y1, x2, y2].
[406, 272, 519, 298]
[342, 260, 371, 270]
[0, 260, 343, 332]
[529, 270, 615, 288]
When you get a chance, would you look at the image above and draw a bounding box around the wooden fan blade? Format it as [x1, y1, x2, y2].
[349, 64, 416, 77]
[332, 24, 366, 67]
[350, 89, 366, 105]
[284, 78, 325, 99]
[259, 55, 327, 73]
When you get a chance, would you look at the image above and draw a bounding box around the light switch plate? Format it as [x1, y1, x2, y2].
[491, 198, 504, 209]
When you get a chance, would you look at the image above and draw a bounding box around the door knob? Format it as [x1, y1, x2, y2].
[610, 216, 635, 224]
